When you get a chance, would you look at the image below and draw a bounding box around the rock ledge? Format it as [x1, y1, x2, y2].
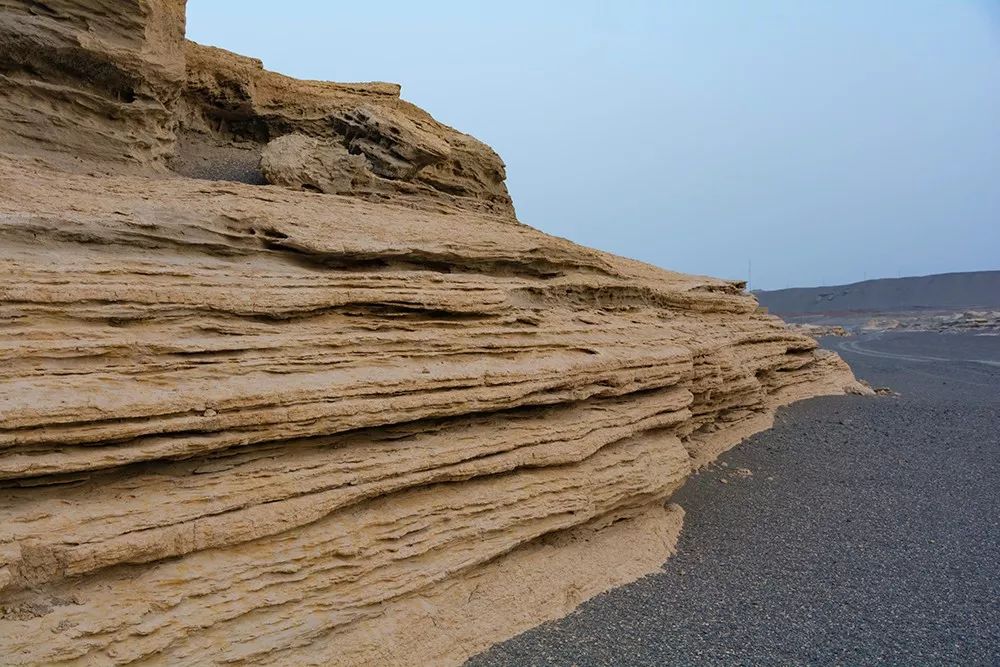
[0, 2, 862, 665]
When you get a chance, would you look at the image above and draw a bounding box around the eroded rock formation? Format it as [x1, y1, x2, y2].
[0, 2, 864, 665]
[173, 41, 513, 217]
[0, 0, 186, 169]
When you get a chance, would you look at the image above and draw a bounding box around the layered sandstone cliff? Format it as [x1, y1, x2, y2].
[0, 2, 864, 665]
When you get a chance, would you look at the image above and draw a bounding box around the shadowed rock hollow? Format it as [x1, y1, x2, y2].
[0, 2, 866, 665]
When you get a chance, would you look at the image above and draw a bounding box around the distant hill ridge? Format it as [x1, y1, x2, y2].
[754, 270, 1000, 315]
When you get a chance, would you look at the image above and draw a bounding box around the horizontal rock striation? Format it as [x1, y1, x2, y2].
[0, 1, 863, 665]
[174, 41, 514, 217]
[0, 0, 186, 170]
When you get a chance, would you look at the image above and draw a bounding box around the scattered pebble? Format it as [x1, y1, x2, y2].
[470, 332, 1000, 667]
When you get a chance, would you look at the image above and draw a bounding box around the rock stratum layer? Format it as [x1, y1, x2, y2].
[0, 2, 863, 665]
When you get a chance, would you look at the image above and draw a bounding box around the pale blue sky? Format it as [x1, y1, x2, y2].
[187, 1, 1000, 290]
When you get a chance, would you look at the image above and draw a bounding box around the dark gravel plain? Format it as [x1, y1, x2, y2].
[468, 332, 1000, 666]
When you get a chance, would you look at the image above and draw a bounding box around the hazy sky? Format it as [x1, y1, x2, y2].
[187, 1, 1000, 290]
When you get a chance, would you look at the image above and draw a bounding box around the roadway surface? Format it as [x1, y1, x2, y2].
[469, 332, 1000, 666]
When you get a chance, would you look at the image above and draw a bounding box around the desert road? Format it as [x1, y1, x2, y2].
[831, 331, 1000, 369]
[470, 332, 1000, 666]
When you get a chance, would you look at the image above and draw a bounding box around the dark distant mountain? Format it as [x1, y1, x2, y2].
[754, 270, 1000, 315]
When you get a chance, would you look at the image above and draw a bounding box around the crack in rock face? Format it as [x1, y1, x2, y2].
[0, 1, 865, 665]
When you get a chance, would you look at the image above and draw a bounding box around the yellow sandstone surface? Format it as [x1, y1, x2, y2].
[0, 1, 865, 664]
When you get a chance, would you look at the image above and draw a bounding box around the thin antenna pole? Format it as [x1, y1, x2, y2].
[748, 259, 752, 292]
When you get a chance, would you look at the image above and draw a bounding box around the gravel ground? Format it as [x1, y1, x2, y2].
[468, 332, 1000, 666]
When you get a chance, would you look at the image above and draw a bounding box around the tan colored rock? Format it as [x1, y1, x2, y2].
[0, 2, 865, 665]
[0, 0, 186, 170]
[175, 41, 515, 217]
[788, 323, 851, 337]
[863, 310, 1000, 333]
[260, 133, 376, 194]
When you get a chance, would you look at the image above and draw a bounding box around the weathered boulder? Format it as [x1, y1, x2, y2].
[0, 2, 864, 665]
[260, 133, 376, 194]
